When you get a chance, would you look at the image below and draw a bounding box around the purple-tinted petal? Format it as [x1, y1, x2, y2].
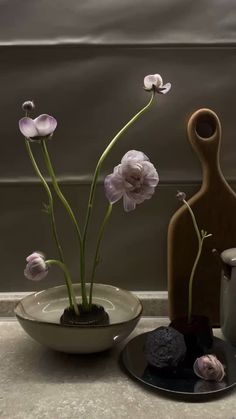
[104, 174, 123, 204]
[153, 74, 163, 87]
[123, 194, 136, 212]
[127, 185, 155, 203]
[34, 114, 57, 136]
[144, 176, 159, 187]
[24, 266, 33, 280]
[144, 74, 163, 90]
[19, 117, 38, 138]
[141, 161, 159, 186]
[121, 161, 142, 181]
[121, 150, 149, 164]
[144, 75, 156, 90]
[24, 267, 48, 281]
[26, 251, 45, 263]
[24, 252, 48, 281]
[33, 270, 48, 281]
[158, 82, 171, 94]
[25, 258, 48, 281]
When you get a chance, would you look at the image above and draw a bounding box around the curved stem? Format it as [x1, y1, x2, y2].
[25, 140, 65, 263]
[46, 259, 79, 314]
[25, 140, 78, 311]
[89, 203, 113, 306]
[82, 92, 155, 277]
[40, 140, 88, 308]
[183, 199, 210, 323]
[188, 240, 203, 323]
[183, 199, 201, 247]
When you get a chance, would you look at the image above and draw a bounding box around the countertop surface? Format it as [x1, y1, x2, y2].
[0, 317, 236, 419]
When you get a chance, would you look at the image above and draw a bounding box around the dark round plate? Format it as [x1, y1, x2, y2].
[121, 332, 236, 398]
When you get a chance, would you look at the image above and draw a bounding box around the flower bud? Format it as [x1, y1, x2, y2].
[176, 191, 186, 202]
[22, 100, 35, 112]
[193, 354, 225, 382]
[24, 251, 48, 281]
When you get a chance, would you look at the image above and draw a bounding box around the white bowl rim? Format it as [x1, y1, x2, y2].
[14, 283, 143, 329]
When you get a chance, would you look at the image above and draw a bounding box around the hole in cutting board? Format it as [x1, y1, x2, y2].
[195, 114, 216, 139]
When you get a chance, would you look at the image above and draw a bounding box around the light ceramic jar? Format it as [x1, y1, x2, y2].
[220, 248, 236, 345]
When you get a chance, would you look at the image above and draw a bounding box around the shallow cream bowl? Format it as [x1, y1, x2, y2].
[14, 283, 143, 353]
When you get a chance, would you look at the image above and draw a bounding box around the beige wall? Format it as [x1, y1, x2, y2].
[0, 1, 236, 291]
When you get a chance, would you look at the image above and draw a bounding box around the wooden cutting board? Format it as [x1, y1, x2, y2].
[168, 108, 236, 326]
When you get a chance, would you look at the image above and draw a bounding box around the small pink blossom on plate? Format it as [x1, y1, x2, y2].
[104, 150, 159, 212]
[19, 114, 57, 141]
[144, 74, 171, 94]
[24, 251, 48, 281]
[193, 354, 225, 382]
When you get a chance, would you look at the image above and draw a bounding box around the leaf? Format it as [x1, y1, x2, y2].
[96, 255, 102, 266]
[42, 203, 51, 214]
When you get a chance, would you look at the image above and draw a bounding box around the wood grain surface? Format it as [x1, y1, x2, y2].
[168, 108, 236, 326]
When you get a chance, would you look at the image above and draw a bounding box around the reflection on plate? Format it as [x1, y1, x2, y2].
[121, 332, 236, 397]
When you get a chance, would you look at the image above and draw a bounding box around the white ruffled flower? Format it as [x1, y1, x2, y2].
[104, 150, 159, 212]
[144, 74, 171, 94]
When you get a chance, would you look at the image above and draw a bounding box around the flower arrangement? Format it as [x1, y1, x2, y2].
[19, 74, 171, 325]
[144, 196, 226, 383]
[168, 192, 215, 371]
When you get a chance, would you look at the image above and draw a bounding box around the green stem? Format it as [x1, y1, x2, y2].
[187, 239, 203, 323]
[82, 92, 155, 277]
[183, 199, 209, 323]
[46, 259, 79, 314]
[89, 203, 113, 306]
[40, 140, 88, 308]
[183, 200, 201, 247]
[25, 140, 65, 263]
[25, 141, 78, 310]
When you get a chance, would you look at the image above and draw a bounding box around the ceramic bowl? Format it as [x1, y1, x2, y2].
[14, 283, 142, 353]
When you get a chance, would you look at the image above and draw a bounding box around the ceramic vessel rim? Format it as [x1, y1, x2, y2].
[14, 283, 143, 329]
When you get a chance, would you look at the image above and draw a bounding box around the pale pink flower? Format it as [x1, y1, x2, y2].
[193, 354, 225, 382]
[19, 114, 57, 141]
[104, 150, 159, 212]
[144, 74, 171, 94]
[24, 252, 48, 281]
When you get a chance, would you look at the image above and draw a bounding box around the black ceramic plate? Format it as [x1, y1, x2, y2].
[121, 332, 236, 398]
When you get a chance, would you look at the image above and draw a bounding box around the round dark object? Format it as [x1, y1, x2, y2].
[145, 326, 186, 369]
[169, 315, 213, 366]
[60, 304, 110, 326]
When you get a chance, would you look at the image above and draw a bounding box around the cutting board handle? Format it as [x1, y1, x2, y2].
[187, 108, 222, 172]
